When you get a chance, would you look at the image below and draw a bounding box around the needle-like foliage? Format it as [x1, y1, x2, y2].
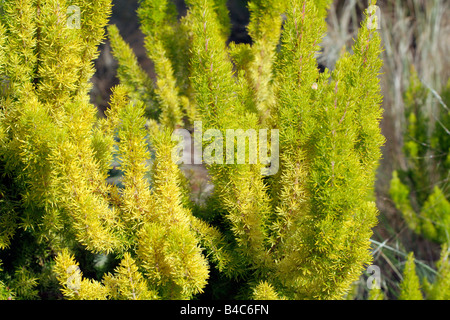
[0, 0, 386, 300]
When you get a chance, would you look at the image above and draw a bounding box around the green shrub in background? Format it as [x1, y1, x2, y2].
[389, 68, 449, 300]
[0, 0, 386, 300]
[390, 69, 450, 245]
[398, 246, 450, 300]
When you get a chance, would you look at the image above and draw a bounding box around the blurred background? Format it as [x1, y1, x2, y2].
[89, 0, 450, 299]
